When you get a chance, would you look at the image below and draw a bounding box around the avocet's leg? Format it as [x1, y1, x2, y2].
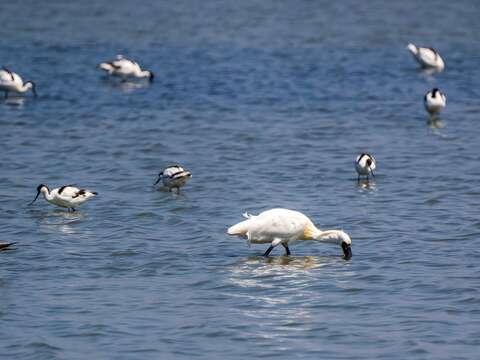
[4, 91, 8, 99]
[176, 187, 180, 194]
[71, 208, 76, 212]
[263, 246, 274, 257]
[282, 243, 291, 255]
[357, 175, 360, 182]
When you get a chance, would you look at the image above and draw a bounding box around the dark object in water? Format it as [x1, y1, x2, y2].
[0, 242, 15, 251]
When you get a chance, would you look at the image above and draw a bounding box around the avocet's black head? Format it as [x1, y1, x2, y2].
[366, 158, 372, 167]
[148, 71, 154, 82]
[26, 81, 37, 97]
[30, 184, 47, 205]
[341, 241, 352, 260]
[432, 88, 439, 98]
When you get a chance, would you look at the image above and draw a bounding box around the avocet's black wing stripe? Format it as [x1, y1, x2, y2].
[357, 154, 368, 163]
[72, 189, 87, 198]
[2, 67, 14, 81]
[170, 171, 190, 179]
[58, 184, 76, 195]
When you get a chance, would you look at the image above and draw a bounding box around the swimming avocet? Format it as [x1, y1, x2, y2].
[0, 67, 37, 98]
[406, 43, 445, 71]
[154, 165, 192, 193]
[228, 208, 352, 259]
[98, 55, 154, 81]
[424, 88, 446, 116]
[30, 184, 98, 211]
[355, 153, 376, 181]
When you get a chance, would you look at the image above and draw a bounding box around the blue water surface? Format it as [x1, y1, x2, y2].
[1, 1, 480, 359]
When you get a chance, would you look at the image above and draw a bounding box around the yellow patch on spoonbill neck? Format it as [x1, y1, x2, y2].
[302, 224, 317, 240]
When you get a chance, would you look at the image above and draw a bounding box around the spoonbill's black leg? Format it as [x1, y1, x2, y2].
[282, 243, 291, 255]
[263, 245, 274, 257]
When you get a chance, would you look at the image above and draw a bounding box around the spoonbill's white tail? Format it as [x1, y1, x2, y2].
[227, 219, 252, 237]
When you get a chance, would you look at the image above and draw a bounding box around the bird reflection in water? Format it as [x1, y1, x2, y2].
[427, 117, 445, 129]
[37, 211, 87, 234]
[101, 77, 151, 92]
[357, 178, 377, 191]
[3, 96, 26, 107]
[225, 255, 354, 331]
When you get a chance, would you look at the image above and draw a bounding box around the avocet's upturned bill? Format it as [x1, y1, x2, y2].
[355, 153, 376, 181]
[406, 43, 445, 71]
[424, 88, 446, 116]
[98, 55, 154, 82]
[30, 184, 98, 211]
[154, 165, 192, 193]
[228, 208, 352, 259]
[0, 67, 37, 98]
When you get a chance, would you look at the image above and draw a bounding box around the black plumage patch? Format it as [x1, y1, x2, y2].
[72, 189, 86, 198]
[58, 185, 75, 194]
[357, 153, 368, 163]
[170, 171, 188, 179]
[2, 67, 14, 81]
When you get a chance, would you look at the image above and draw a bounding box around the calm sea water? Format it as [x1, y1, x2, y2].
[1, 1, 480, 359]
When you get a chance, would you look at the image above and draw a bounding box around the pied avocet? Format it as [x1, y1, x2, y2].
[30, 184, 98, 211]
[228, 208, 352, 259]
[154, 165, 192, 193]
[424, 88, 446, 116]
[98, 55, 154, 81]
[355, 153, 376, 181]
[406, 43, 445, 71]
[0, 67, 37, 98]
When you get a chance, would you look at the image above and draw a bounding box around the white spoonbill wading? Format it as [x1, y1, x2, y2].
[154, 165, 192, 193]
[0, 67, 37, 98]
[424, 88, 446, 116]
[30, 184, 98, 211]
[98, 55, 154, 82]
[228, 208, 352, 259]
[355, 153, 376, 181]
[406, 43, 445, 71]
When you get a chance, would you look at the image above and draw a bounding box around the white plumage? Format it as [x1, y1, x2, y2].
[154, 165, 192, 193]
[30, 184, 98, 211]
[355, 153, 376, 181]
[98, 55, 154, 81]
[0, 67, 37, 98]
[406, 43, 445, 71]
[424, 88, 446, 116]
[227, 208, 352, 258]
